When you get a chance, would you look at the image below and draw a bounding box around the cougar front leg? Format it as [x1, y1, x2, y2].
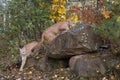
[20, 56, 27, 71]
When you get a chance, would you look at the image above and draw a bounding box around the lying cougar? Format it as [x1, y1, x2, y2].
[32, 20, 76, 54]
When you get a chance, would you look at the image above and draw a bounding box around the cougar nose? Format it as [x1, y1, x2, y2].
[31, 48, 34, 52]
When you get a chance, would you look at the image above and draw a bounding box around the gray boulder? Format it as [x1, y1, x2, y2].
[69, 53, 105, 77]
[46, 23, 102, 59]
[69, 51, 120, 77]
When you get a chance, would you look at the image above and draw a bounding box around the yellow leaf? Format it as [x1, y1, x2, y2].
[57, 6, 66, 14]
[28, 71, 32, 74]
[102, 77, 107, 80]
[101, 10, 112, 19]
[117, 16, 120, 22]
[116, 64, 120, 69]
[64, 77, 70, 80]
[54, 74, 58, 78]
[39, 2, 45, 7]
[12, 55, 14, 58]
[50, 15, 56, 19]
[56, 17, 61, 21]
[110, 75, 115, 80]
[60, 0, 66, 5]
[68, 14, 78, 23]
[61, 15, 66, 20]
[53, 0, 59, 3]
[50, 0, 67, 22]
[74, 15, 79, 23]
[60, 68, 64, 71]
[16, 78, 21, 80]
[51, 4, 58, 10]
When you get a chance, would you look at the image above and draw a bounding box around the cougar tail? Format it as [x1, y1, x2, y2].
[38, 33, 44, 46]
[32, 33, 44, 53]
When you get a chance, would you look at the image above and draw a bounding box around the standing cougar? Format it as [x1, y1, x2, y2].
[19, 41, 38, 71]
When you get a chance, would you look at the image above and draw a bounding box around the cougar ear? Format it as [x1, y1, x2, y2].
[68, 20, 74, 23]
[19, 45, 24, 49]
[67, 20, 71, 23]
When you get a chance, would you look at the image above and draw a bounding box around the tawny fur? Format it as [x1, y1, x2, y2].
[32, 20, 76, 54]
[19, 41, 38, 71]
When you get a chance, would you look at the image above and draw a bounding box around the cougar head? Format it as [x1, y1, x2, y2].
[68, 20, 76, 28]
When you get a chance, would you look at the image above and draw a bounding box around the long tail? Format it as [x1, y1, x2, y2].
[38, 33, 44, 47]
[32, 33, 44, 53]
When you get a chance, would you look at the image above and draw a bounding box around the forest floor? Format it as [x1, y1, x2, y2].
[0, 52, 120, 80]
[0, 52, 78, 80]
[0, 67, 77, 80]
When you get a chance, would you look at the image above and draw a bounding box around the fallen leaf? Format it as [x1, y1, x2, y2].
[28, 71, 32, 74]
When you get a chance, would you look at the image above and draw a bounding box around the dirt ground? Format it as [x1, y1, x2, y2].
[0, 52, 77, 80]
[0, 51, 120, 80]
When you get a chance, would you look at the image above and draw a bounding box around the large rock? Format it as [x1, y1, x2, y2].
[69, 54, 105, 77]
[46, 23, 102, 59]
[69, 51, 120, 77]
[25, 55, 69, 71]
[37, 56, 69, 71]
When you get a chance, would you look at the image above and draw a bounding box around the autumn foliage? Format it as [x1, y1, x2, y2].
[50, 0, 67, 22]
[50, 0, 120, 53]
